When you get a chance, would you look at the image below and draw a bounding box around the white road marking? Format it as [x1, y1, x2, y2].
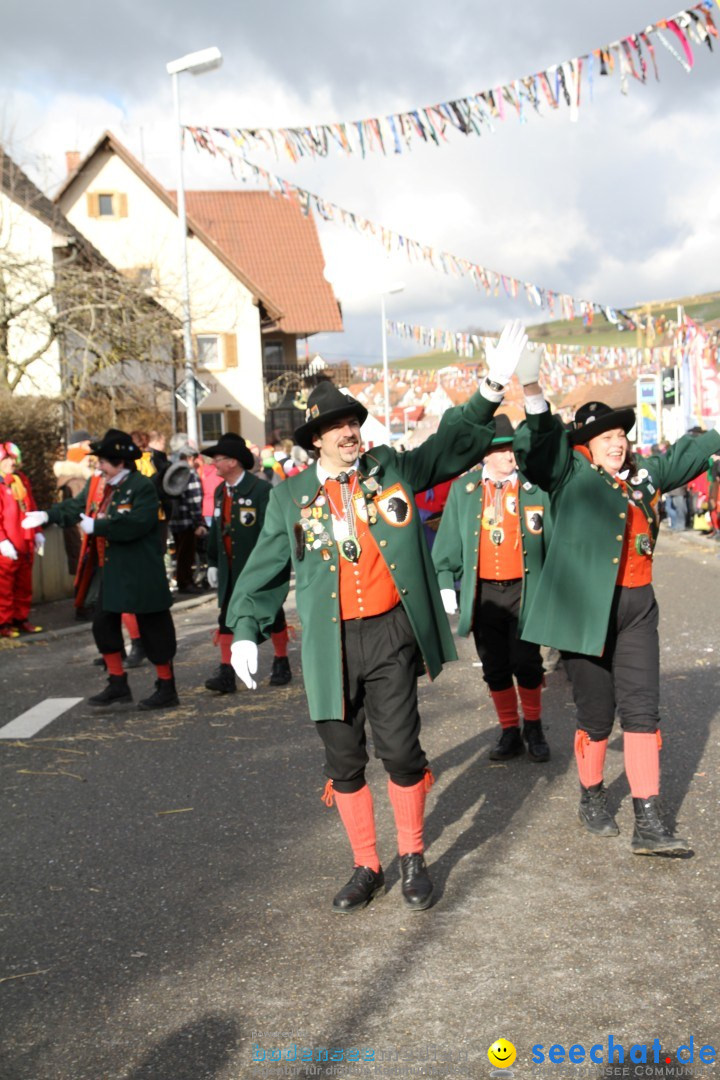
[0, 698, 84, 739]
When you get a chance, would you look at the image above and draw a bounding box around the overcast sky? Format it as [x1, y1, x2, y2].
[3, 0, 720, 365]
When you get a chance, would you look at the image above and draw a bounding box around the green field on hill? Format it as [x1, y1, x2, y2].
[378, 289, 720, 369]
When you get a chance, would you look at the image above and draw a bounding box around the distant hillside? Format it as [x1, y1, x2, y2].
[380, 288, 720, 369]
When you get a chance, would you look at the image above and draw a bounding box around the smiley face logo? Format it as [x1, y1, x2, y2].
[487, 1039, 516, 1069]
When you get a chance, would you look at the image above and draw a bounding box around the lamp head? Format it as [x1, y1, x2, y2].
[166, 47, 222, 76]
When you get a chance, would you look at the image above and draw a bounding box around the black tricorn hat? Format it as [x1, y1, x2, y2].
[569, 401, 636, 446]
[294, 381, 368, 451]
[203, 432, 255, 471]
[90, 428, 142, 462]
[489, 413, 515, 447]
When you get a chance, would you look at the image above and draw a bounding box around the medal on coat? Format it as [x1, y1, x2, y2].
[340, 535, 361, 563]
[490, 527, 505, 546]
[326, 472, 363, 563]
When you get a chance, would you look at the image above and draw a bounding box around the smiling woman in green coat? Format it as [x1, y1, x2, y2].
[514, 361, 720, 856]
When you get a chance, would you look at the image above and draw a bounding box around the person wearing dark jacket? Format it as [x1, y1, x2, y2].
[22, 429, 179, 711]
[513, 350, 720, 854]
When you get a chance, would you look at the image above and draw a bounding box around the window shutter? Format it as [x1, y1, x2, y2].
[86, 193, 100, 218]
[226, 409, 241, 434]
[116, 193, 128, 218]
[223, 333, 238, 368]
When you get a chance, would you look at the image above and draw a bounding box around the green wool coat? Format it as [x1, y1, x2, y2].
[432, 471, 551, 638]
[47, 471, 172, 614]
[226, 392, 500, 721]
[513, 411, 720, 656]
[206, 471, 272, 603]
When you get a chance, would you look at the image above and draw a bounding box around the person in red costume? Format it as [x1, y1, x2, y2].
[0, 442, 44, 638]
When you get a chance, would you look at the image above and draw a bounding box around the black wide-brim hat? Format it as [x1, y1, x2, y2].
[489, 412, 515, 447]
[90, 428, 142, 462]
[203, 432, 255, 471]
[294, 381, 368, 451]
[569, 401, 636, 446]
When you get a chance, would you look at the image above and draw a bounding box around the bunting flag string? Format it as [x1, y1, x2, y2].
[186, 129, 627, 322]
[184, 2, 718, 161]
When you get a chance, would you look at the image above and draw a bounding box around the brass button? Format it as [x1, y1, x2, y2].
[525, 567, 529, 573]
[616, 535, 623, 541]
[474, 530, 479, 536]
[331, 592, 337, 599]
[329, 564, 336, 571]
[401, 588, 408, 595]
[612, 557, 619, 564]
[390, 563, 396, 570]
[619, 512, 626, 519]
[523, 549, 527, 556]
[612, 482, 619, 489]
[331, 617, 337, 623]
[379, 539, 387, 547]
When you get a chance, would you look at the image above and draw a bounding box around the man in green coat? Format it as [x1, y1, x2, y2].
[227, 321, 528, 914]
[432, 413, 552, 762]
[203, 433, 291, 694]
[22, 429, 178, 711]
[514, 354, 720, 854]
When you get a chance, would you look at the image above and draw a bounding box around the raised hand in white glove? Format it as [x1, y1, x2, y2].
[515, 342, 544, 386]
[34, 534, 45, 555]
[79, 514, 95, 535]
[231, 640, 258, 690]
[207, 566, 219, 589]
[21, 510, 48, 529]
[441, 588, 458, 615]
[484, 320, 529, 388]
[0, 539, 18, 560]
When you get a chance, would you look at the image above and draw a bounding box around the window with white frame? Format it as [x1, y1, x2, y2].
[196, 334, 222, 370]
[200, 412, 224, 445]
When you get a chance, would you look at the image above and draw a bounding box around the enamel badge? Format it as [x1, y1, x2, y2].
[376, 484, 412, 527]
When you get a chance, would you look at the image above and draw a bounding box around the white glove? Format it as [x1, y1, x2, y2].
[34, 534, 45, 556]
[231, 640, 258, 690]
[484, 320, 529, 387]
[21, 510, 48, 529]
[441, 588, 458, 615]
[0, 539, 18, 560]
[79, 514, 95, 535]
[515, 342, 544, 386]
[207, 566, 219, 588]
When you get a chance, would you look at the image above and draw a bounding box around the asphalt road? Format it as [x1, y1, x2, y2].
[1, 530, 719, 1080]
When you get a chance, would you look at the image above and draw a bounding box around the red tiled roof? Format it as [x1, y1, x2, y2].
[183, 190, 343, 337]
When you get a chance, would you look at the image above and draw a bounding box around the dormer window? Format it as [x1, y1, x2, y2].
[98, 194, 114, 216]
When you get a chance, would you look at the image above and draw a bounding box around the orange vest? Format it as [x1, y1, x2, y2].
[324, 476, 400, 620]
[478, 477, 523, 581]
[616, 482, 653, 588]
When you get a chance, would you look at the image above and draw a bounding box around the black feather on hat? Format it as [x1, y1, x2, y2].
[90, 428, 142, 461]
[569, 402, 635, 446]
[294, 382, 368, 451]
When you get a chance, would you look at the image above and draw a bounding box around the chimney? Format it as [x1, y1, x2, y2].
[65, 150, 80, 175]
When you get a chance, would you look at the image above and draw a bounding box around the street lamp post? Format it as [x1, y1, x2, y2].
[380, 282, 405, 443]
[166, 46, 222, 447]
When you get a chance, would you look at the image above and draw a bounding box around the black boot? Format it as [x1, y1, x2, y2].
[489, 726, 524, 761]
[523, 720, 550, 762]
[204, 664, 237, 694]
[578, 783, 619, 836]
[399, 853, 434, 911]
[138, 678, 179, 711]
[631, 797, 689, 855]
[332, 866, 385, 914]
[124, 638, 147, 669]
[88, 674, 132, 709]
[269, 655, 292, 686]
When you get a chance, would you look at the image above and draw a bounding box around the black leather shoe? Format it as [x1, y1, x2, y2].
[204, 664, 237, 694]
[124, 639, 147, 669]
[88, 674, 133, 709]
[578, 783, 619, 836]
[523, 720, 550, 762]
[138, 678, 179, 711]
[332, 866, 385, 914]
[400, 853, 433, 911]
[269, 656, 292, 686]
[631, 797, 689, 855]
[489, 726, 524, 761]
